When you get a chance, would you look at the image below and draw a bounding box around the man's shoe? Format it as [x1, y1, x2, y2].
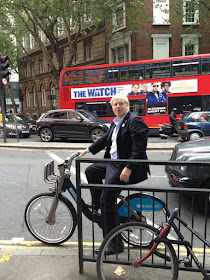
[95, 242, 124, 255]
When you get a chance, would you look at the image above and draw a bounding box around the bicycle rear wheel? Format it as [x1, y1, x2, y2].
[118, 193, 170, 246]
[97, 222, 178, 280]
[25, 193, 77, 244]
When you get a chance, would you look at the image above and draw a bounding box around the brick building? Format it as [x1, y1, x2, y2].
[18, 0, 210, 118]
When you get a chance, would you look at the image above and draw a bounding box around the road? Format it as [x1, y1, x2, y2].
[0, 147, 209, 249]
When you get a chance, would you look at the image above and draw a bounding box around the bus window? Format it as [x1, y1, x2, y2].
[75, 101, 115, 117]
[168, 95, 202, 114]
[129, 99, 146, 116]
[145, 62, 171, 79]
[172, 59, 199, 77]
[202, 95, 210, 111]
[84, 68, 106, 84]
[62, 70, 84, 86]
[201, 57, 210, 74]
[119, 64, 144, 81]
[108, 67, 119, 82]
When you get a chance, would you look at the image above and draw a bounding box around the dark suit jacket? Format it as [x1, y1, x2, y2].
[89, 111, 149, 184]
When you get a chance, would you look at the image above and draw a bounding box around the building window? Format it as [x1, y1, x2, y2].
[33, 86, 37, 107]
[26, 88, 30, 107]
[84, 40, 93, 60]
[183, 0, 199, 24]
[73, 46, 78, 64]
[109, 31, 132, 63]
[112, 46, 128, 63]
[112, 1, 126, 31]
[151, 34, 172, 59]
[41, 84, 46, 107]
[39, 58, 44, 73]
[181, 34, 199, 56]
[29, 34, 34, 49]
[22, 36, 27, 49]
[153, 0, 170, 25]
[58, 17, 64, 36]
[50, 83, 56, 106]
[38, 28, 43, 41]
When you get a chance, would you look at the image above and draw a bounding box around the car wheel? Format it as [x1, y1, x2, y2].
[90, 128, 105, 142]
[40, 128, 54, 142]
[188, 132, 202, 141]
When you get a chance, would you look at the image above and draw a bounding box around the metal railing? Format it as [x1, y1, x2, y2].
[75, 158, 210, 275]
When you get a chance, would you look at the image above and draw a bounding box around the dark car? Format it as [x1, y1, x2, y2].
[3, 114, 31, 138]
[165, 137, 210, 208]
[36, 109, 112, 142]
[177, 111, 210, 141]
[17, 113, 36, 134]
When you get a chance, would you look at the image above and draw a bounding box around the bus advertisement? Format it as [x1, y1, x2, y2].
[59, 54, 210, 134]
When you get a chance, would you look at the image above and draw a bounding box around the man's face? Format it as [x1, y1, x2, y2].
[132, 85, 139, 94]
[152, 84, 159, 92]
[142, 84, 148, 93]
[111, 98, 129, 118]
[164, 83, 169, 91]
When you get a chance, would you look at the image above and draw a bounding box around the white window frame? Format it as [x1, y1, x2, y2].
[26, 88, 30, 108]
[22, 36, 27, 49]
[38, 29, 43, 41]
[153, 0, 170, 25]
[50, 83, 56, 106]
[181, 34, 199, 56]
[183, 0, 199, 25]
[29, 34, 34, 49]
[33, 86, 37, 107]
[112, 2, 126, 32]
[151, 34, 172, 59]
[41, 84, 46, 107]
[39, 59, 44, 73]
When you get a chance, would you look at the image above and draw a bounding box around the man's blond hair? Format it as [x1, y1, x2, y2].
[110, 94, 130, 108]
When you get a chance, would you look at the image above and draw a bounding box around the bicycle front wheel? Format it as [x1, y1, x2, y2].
[97, 222, 178, 280]
[25, 193, 77, 244]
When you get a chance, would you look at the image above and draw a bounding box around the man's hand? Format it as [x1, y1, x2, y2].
[120, 167, 132, 183]
[76, 149, 87, 158]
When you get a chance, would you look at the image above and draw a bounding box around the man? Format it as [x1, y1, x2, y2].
[140, 83, 149, 95]
[127, 84, 141, 96]
[146, 83, 160, 105]
[170, 108, 178, 134]
[77, 95, 149, 255]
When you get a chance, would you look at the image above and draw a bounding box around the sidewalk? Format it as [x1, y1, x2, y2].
[0, 138, 177, 150]
[0, 243, 205, 280]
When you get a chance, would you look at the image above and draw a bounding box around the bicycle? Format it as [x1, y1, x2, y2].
[96, 208, 210, 280]
[24, 152, 170, 246]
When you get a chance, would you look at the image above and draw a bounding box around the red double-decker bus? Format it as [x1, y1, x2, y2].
[59, 54, 210, 134]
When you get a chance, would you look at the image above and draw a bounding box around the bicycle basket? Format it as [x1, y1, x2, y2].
[44, 160, 59, 184]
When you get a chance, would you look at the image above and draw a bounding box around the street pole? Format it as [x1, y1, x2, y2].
[0, 84, 7, 143]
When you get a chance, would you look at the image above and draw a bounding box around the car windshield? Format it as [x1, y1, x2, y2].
[180, 113, 190, 122]
[6, 115, 23, 122]
[20, 115, 33, 121]
[79, 111, 98, 120]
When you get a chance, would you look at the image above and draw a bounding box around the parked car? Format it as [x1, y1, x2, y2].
[36, 109, 112, 142]
[165, 137, 210, 209]
[17, 113, 36, 134]
[177, 111, 210, 141]
[3, 114, 31, 138]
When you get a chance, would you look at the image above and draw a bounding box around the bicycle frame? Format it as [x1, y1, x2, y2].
[44, 153, 169, 230]
[136, 208, 210, 279]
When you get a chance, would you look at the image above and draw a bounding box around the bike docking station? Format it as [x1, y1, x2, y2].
[75, 157, 210, 280]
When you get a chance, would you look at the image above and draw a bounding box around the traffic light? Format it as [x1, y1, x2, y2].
[0, 55, 10, 86]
